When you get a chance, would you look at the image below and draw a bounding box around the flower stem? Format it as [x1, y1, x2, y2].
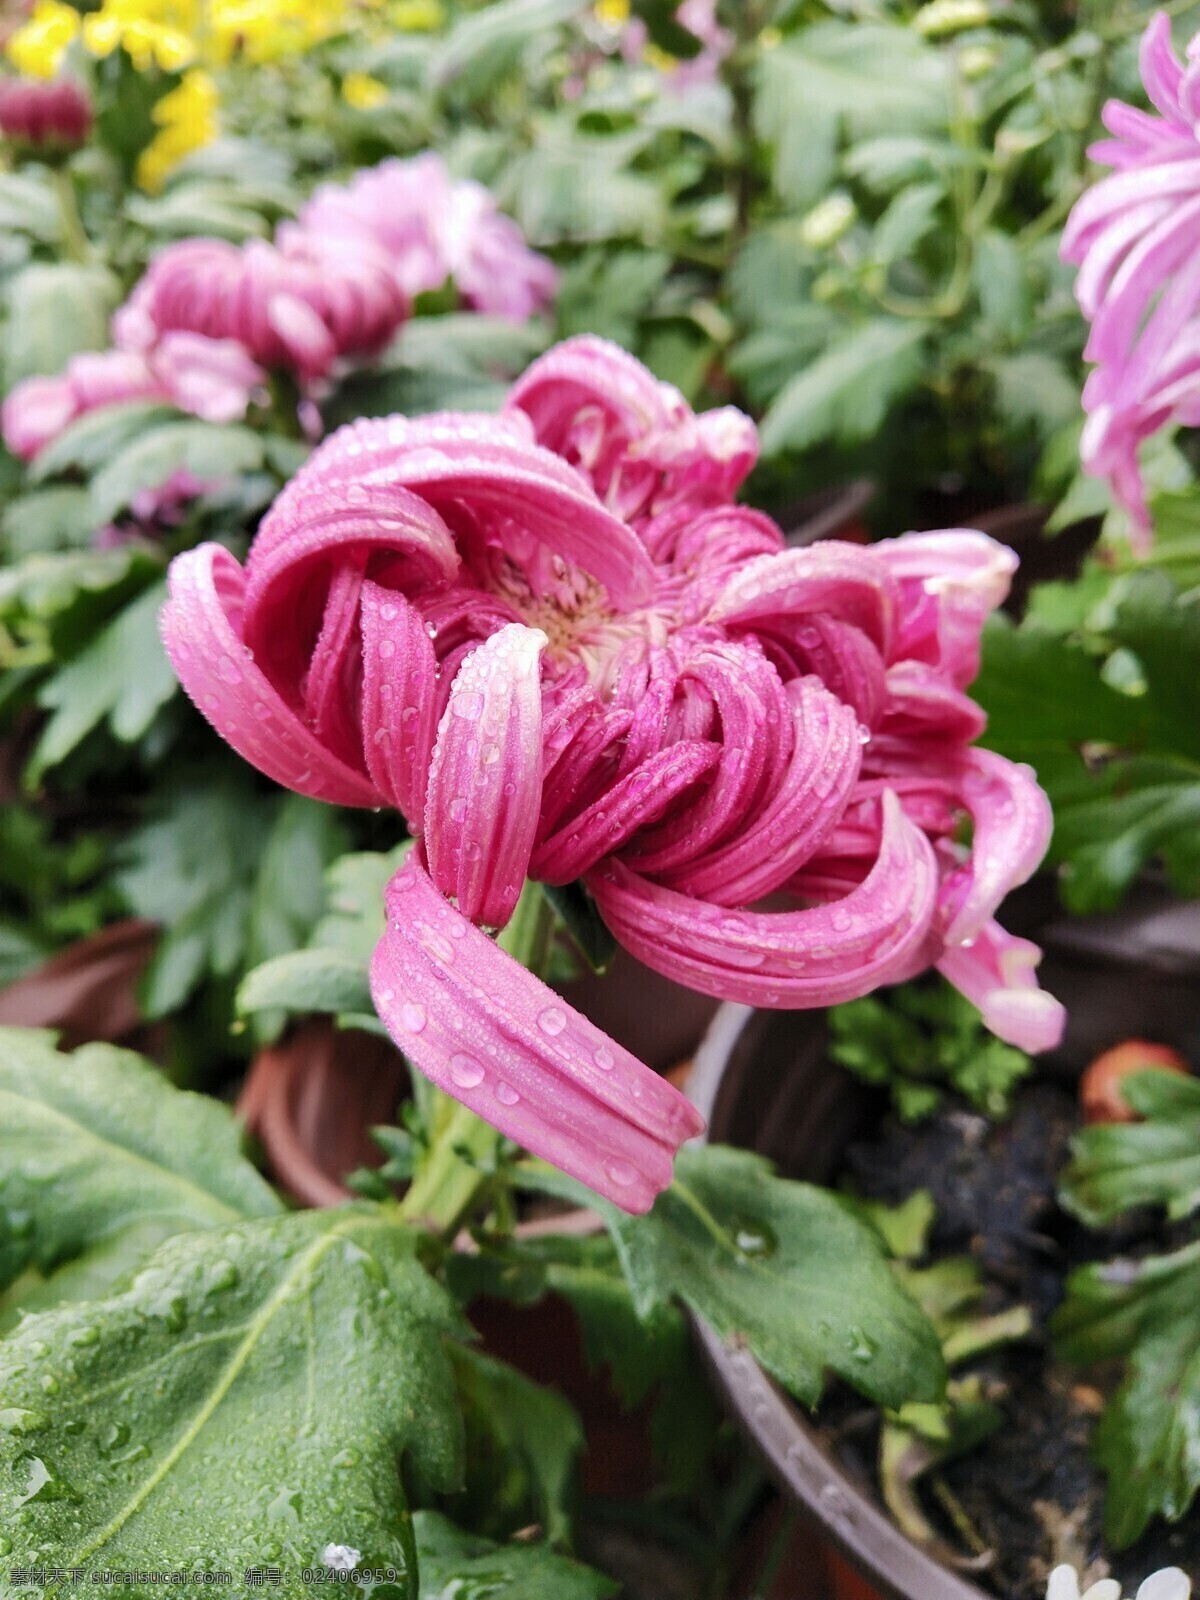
[52, 166, 91, 264]
[397, 880, 556, 1239]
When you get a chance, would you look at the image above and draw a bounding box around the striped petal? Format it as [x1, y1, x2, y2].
[589, 791, 938, 1008]
[425, 624, 547, 929]
[161, 544, 381, 808]
[371, 855, 704, 1213]
[937, 919, 1065, 1053]
[359, 581, 439, 825]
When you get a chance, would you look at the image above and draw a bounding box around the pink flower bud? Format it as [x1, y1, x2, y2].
[0, 76, 93, 156]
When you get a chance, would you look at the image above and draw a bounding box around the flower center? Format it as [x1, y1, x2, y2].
[492, 549, 669, 692]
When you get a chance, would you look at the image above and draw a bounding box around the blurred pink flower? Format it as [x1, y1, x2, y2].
[1062, 11, 1200, 546]
[294, 153, 558, 322]
[620, 0, 732, 90]
[114, 233, 407, 390]
[161, 335, 1062, 1210]
[0, 75, 92, 154]
[2, 332, 263, 461]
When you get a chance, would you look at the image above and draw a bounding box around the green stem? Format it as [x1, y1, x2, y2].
[52, 166, 91, 264]
[397, 881, 556, 1239]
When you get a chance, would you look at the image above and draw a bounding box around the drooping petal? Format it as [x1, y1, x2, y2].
[708, 541, 897, 657]
[936, 749, 1053, 946]
[937, 919, 1065, 1053]
[370, 855, 704, 1213]
[657, 676, 862, 905]
[425, 624, 547, 929]
[161, 545, 382, 807]
[589, 791, 938, 1007]
[359, 581, 439, 824]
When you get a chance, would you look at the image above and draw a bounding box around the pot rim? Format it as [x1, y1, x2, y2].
[685, 1001, 990, 1600]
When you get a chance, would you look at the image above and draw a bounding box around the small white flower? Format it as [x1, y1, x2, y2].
[322, 1545, 361, 1573]
[1046, 1565, 1192, 1600]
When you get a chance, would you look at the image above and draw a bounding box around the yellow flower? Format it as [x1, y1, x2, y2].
[6, 0, 81, 80]
[387, 0, 444, 29]
[82, 0, 198, 72]
[594, 0, 630, 24]
[342, 71, 388, 110]
[136, 66, 217, 191]
[642, 42, 677, 71]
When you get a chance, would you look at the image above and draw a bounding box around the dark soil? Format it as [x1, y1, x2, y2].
[827, 1081, 1200, 1600]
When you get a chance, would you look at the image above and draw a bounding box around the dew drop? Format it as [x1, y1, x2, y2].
[381, 603, 398, 621]
[537, 1006, 567, 1037]
[604, 1159, 638, 1189]
[452, 690, 484, 721]
[0, 1409, 46, 1436]
[831, 908, 853, 933]
[594, 1045, 615, 1071]
[845, 1327, 877, 1363]
[494, 1082, 520, 1106]
[378, 638, 396, 660]
[252, 701, 270, 720]
[449, 1054, 485, 1089]
[400, 1002, 427, 1033]
[98, 1421, 130, 1456]
[449, 796, 468, 822]
[734, 1222, 778, 1259]
[218, 656, 242, 685]
[482, 743, 500, 765]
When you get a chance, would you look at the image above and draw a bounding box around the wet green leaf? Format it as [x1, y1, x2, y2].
[1060, 1070, 1200, 1227]
[415, 1512, 616, 1600]
[0, 1210, 464, 1583]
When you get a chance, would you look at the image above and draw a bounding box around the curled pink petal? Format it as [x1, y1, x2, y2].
[425, 624, 547, 928]
[709, 541, 897, 657]
[588, 792, 938, 1008]
[937, 749, 1053, 946]
[360, 582, 440, 824]
[371, 855, 704, 1213]
[937, 919, 1066, 1053]
[161, 545, 383, 808]
[1061, 14, 1200, 538]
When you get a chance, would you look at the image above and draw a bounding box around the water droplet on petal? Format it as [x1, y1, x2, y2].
[218, 656, 242, 685]
[831, 908, 853, 933]
[538, 1006, 567, 1037]
[594, 1045, 615, 1071]
[378, 639, 396, 660]
[604, 1159, 638, 1189]
[400, 1003, 427, 1034]
[494, 1082, 520, 1106]
[449, 1054, 485, 1089]
[452, 690, 484, 721]
[449, 796, 468, 823]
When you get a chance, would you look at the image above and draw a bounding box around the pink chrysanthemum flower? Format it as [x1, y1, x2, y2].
[1062, 11, 1200, 546]
[292, 153, 558, 323]
[1, 332, 264, 461]
[113, 233, 407, 391]
[161, 336, 1062, 1212]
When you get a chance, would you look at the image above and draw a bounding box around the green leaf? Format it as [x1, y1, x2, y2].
[4, 264, 119, 387]
[870, 182, 944, 265]
[127, 180, 273, 242]
[973, 229, 1031, 341]
[555, 248, 671, 348]
[0, 1210, 465, 1577]
[431, 0, 586, 91]
[29, 579, 177, 779]
[0, 1028, 280, 1299]
[1054, 1239, 1200, 1546]
[325, 368, 506, 430]
[758, 319, 925, 457]
[525, 1146, 944, 1409]
[447, 1346, 582, 1544]
[1, 487, 96, 558]
[115, 776, 346, 1018]
[414, 1512, 617, 1600]
[89, 421, 266, 525]
[237, 948, 374, 1021]
[0, 173, 63, 244]
[1059, 1070, 1200, 1227]
[29, 402, 180, 484]
[310, 844, 414, 965]
[754, 23, 949, 206]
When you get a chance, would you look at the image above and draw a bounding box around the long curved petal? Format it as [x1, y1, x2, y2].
[589, 791, 938, 1007]
[161, 544, 381, 808]
[708, 541, 897, 656]
[425, 624, 547, 929]
[359, 580, 439, 825]
[937, 919, 1065, 1053]
[370, 855, 704, 1213]
[937, 748, 1053, 946]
